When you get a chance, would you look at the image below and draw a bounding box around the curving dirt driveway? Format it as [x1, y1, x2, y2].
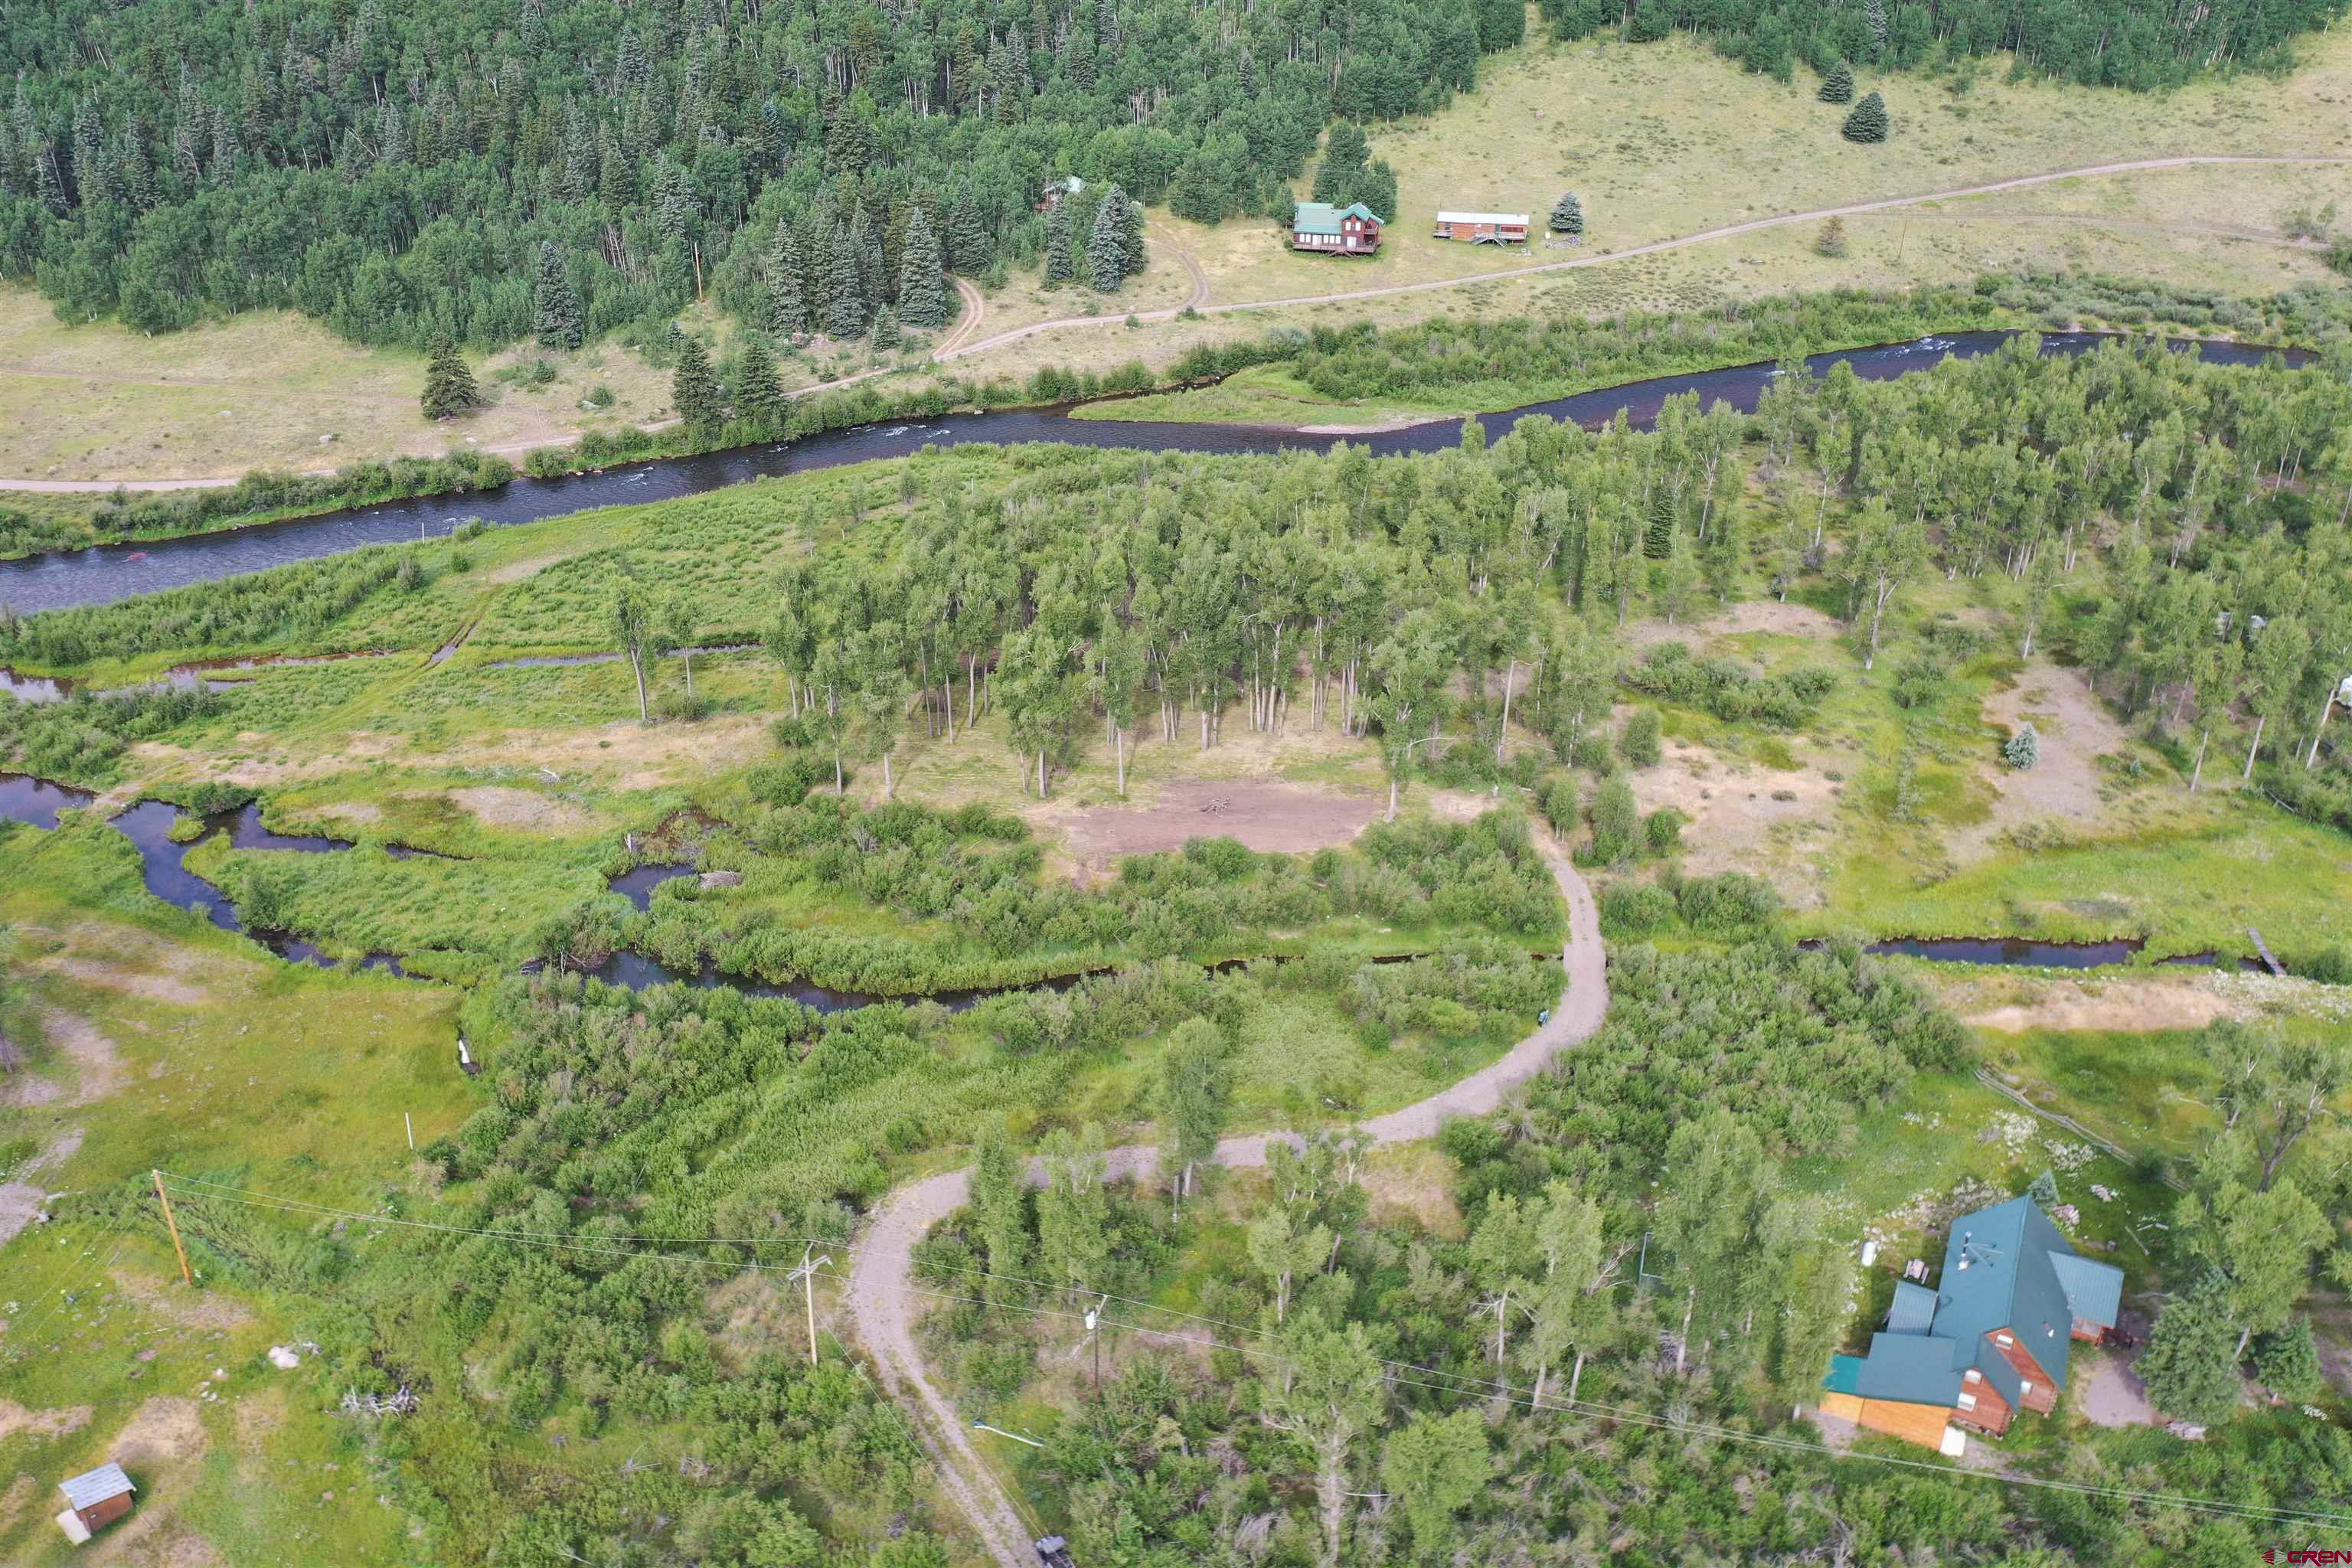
[12, 155, 2341, 493]
[847, 851, 1606, 1568]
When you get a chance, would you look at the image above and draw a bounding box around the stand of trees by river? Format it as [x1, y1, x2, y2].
[8, 328, 2351, 825]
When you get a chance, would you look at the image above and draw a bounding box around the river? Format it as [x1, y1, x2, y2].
[0, 331, 2303, 616]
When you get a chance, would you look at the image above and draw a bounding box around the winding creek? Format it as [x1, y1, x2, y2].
[0, 330, 2308, 616]
[1, 328, 2311, 988]
[2, 779, 2263, 985]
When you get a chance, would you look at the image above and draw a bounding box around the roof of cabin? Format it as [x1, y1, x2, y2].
[58, 1464, 135, 1511]
[1293, 201, 1383, 233]
[1823, 1196, 2124, 1406]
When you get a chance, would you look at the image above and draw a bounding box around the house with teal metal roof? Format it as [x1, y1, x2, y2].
[1821, 1195, 2124, 1454]
[1291, 201, 1383, 256]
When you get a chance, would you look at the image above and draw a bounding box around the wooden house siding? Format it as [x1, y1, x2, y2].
[1987, 1332, 2060, 1413]
[75, 1492, 134, 1534]
[1292, 214, 1381, 254]
[1952, 1369, 2013, 1435]
[1432, 214, 1530, 243]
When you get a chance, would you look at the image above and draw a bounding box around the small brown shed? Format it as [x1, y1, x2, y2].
[54, 1462, 135, 1544]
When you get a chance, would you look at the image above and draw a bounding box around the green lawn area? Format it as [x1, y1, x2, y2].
[1800, 803, 2352, 963]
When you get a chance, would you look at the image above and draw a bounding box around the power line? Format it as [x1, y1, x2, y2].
[157, 1174, 2352, 1531]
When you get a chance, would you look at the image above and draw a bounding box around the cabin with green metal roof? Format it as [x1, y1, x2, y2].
[1291, 201, 1383, 256]
[1820, 1195, 2123, 1455]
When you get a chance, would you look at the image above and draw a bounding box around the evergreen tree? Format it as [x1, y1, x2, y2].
[2138, 1276, 2242, 1426]
[419, 337, 482, 420]
[1819, 60, 1854, 103]
[1356, 160, 1398, 224]
[1312, 121, 1369, 204]
[2253, 1318, 2324, 1404]
[531, 240, 583, 350]
[1088, 190, 1128, 291]
[1842, 90, 1890, 143]
[822, 222, 867, 338]
[671, 332, 722, 433]
[947, 184, 991, 274]
[1643, 486, 1677, 558]
[1815, 216, 1848, 256]
[1549, 191, 1584, 237]
[872, 305, 900, 348]
[1116, 183, 1146, 276]
[765, 220, 808, 337]
[896, 207, 946, 327]
[1044, 199, 1075, 284]
[734, 336, 783, 431]
[2004, 722, 2040, 770]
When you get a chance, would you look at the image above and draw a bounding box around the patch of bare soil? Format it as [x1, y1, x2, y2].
[1626, 737, 1846, 897]
[448, 786, 595, 835]
[122, 1524, 226, 1568]
[0, 1472, 36, 1532]
[482, 550, 588, 585]
[39, 1009, 127, 1104]
[108, 1269, 253, 1331]
[1957, 661, 2132, 859]
[0, 1399, 94, 1442]
[2079, 1347, 2157, 1428]
[42, 957, 214, 1008]
[111, 1396, 208, 1467]
[0, 1130, 83, 1246]
[1627, 599, 1843, 650]
[306, 801, 383, 826]
[1052, 778, 1383, 866]
[1947, 973, 2238, 1035]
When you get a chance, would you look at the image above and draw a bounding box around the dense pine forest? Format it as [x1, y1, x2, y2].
[2, 0, 2342, 351]
[0, 0, 1509, 348]
[1544, 0, 2347, 87]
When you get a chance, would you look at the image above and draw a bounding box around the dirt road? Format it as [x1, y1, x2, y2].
[11, 154, 2341, 495]
[846, 852, 1606, 1568]
[929, 154, 2351, 363]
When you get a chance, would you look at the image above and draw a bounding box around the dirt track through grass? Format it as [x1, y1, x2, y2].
[10, 153, 2342, 494]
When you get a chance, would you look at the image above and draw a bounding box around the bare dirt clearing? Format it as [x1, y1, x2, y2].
[1628, 737, 1845, 896]
[0, 1130, 83, 1246]
[109, 1395, 208, 1467]
[1958, 661, 2133, 858]
[0, 1399, 94, 1443]
[1628, 600, 1843, 649]
[1050, 778, 1383, 866]
[447, 786, 596, 835]
[108, 1269, 253, 1331]
[1948, 973, 2237, 1035]
[39, 1009, 128, 1105]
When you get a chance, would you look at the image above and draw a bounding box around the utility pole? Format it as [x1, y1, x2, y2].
[787, 1244, 833, 1366]
[152, 1171, 191, 1286]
